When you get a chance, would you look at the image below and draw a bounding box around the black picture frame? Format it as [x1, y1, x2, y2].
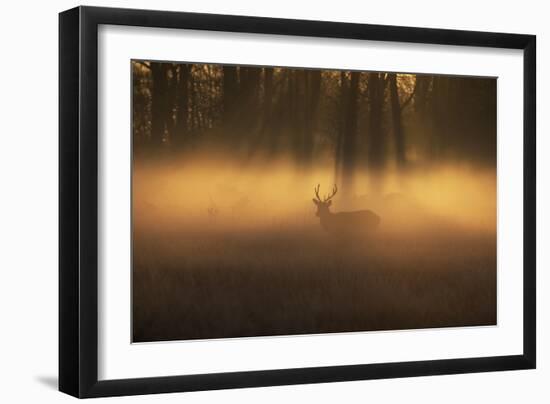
[59, 6, 536, 398]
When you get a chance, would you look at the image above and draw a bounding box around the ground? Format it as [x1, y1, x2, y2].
[132, 223, 496, 342]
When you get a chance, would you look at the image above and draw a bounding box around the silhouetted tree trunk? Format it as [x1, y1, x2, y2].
[248, 67, 275, 157]
[301, 70, 322, 167]
[415, 75, 431, 116]
[291, 69, 307, 165]
[334, 72, 348, 184]
[263, 67, 274, 128]
[165, 64, 179, 145]
[150, 63, 169, 147]
[222, 66, 239, 135]
[286, 70, 299, 156]
[173, 64, 190, 149]
[238, 67, 261, 139]
[341, 71, 360, 195]
[189, 69, 198, 136]
[431, 75, 449, 159]
[367, 72, 386, 171]
[206, 65, 216, 130]
[389, 74, 406, 168]
[131, 61, 151, 150]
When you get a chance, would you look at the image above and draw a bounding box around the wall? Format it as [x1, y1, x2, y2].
[0, 0, 546, 402]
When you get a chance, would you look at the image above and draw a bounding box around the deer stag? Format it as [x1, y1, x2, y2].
[312, 184, 380, 235]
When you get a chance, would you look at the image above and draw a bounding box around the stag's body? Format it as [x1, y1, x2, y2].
[318, 209, 380, 235]
[313, 184, 380, 236]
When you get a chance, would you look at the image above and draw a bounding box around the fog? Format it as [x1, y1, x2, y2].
[133, 155, 496, 236]
[132, 156, 496, 342]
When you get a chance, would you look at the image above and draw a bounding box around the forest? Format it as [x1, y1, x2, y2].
[132, 61, 496, 191]
[131, 60, 497, 342]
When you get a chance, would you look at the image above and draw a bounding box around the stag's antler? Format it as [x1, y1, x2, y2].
[314, 184, 338, 202]
[314, 184, 322, 202]
[324, 184, 338, 202]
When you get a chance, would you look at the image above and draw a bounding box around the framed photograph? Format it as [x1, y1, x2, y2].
[59, 6, 536, 398]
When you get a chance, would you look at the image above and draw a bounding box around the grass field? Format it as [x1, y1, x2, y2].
[132, 222, 496, 342]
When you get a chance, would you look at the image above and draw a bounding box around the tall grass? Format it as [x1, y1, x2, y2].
[133, 225, 496, 342]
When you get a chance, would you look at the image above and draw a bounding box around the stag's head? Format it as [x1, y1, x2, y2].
[312, 184, 338, 217]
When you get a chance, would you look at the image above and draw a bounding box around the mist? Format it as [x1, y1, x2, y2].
[133, 155, 495, 235]
[132, 156, 496, 342]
